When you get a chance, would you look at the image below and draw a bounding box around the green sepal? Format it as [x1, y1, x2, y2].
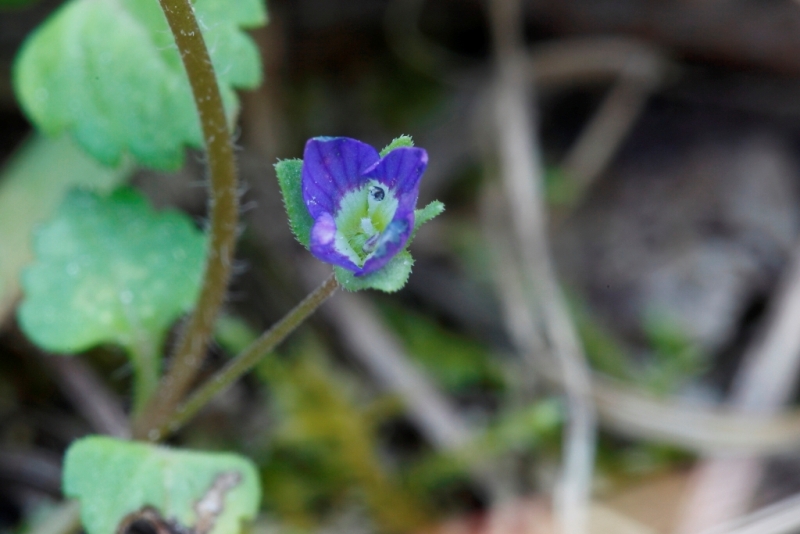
[13, 0, 267, 170]
[379, 135, 414, 157]
[275, 158, 313, 248]
[63, 436, 260, 534]
[410, 200, 444, 242]
[334, 250, 414, 293]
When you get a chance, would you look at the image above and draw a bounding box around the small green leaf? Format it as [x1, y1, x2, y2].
[275, 158, 313, 248]
[13, 0, 267, 170]
[0, 135, 133, 322]
[334, 250, 414, 293]
[17, 188, 206, 409]
[410, 200, 444, 242]
[19, 187, 206, 353]
[64, 436, 260, 534]
[379, 135, 414, 157]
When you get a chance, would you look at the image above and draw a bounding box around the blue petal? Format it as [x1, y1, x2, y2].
[357, 212, 414, 276]
[309, 212, 361, 271]
[364, 147, 428, 200]
[302, 137, 380, 218]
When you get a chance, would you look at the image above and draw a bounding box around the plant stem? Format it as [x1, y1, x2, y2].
[133, 0, 238, 439]
[149, 274, 339, 440]
[128, 338, 160, 416]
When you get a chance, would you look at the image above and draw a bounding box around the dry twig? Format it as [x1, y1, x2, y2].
[677, 243, 800, 533]
[42, 355, 130, 439]
[487, 0, 597, 532]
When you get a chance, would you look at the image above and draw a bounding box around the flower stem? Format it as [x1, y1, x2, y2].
[149, 274, 339, 440]
[133, 0, 238, 440]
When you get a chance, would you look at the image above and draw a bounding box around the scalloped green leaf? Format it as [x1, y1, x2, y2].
[18, 188, 206, 354]
[275, 158, 313, 248]
[334, 250, 413, 293]
[0, 135, 133, 321]
[13, 0, 267, 170]
[64, 436, 260, 534]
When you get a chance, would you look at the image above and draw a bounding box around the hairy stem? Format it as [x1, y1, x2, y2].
[133, 0, 238, 439]
[149, 274, 339, 440]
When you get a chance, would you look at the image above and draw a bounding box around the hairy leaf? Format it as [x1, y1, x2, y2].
[14, 0, 267, 169]
[64, 436, 260, 534]
[275, 158, 313, 248]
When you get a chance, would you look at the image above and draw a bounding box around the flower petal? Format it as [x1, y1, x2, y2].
[364, 147, 428, 202]
[357, 209, 414, 276]
[309, 212, 361, 271]
[302, 137, 380, 218]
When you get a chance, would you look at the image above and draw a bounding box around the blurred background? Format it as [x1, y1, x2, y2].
[5, 0, 800, 533]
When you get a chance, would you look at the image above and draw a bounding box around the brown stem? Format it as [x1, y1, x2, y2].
[133, 0, 238, 439]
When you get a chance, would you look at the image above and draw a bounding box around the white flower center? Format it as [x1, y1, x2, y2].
[333, 180, 398, 266]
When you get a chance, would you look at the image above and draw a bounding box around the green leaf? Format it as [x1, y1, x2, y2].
[17, 188, 206, 410]
[0, 135, 132, 323]
[275, 158, 313, 248]
[379, 134, 414, 157]
[64, 436, 260, 534]
[378, 301, 503, 392]
[334, 250, 413, 293]
[13, 0, 267, 170]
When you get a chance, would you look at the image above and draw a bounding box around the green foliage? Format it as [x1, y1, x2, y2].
[641, 314, 707, 395]
[0, 135, 132, 320]
[334, 250, 413, 292]
[257, 341, 428, 532]
[13, 0, 267, 170]
[18, 188, 206, 409]
[406, 400, 562, 494]
[379, 135, 414, 157]
[572, 293, 707, 395]
[571, 298, 635, 382]
[275, 158, 313, 248]
[63, 436, 260, 534]
[544, 166, 580, 207]
[378, 301, 503, 392]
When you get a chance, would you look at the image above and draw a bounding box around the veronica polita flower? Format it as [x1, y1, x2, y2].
[276, 135, 443, 292]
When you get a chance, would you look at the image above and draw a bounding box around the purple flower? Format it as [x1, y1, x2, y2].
[302, 137, 428, 276]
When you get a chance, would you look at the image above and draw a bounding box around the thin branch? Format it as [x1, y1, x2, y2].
[488, 0, 597, 532]
[149, 274, 339, 440]
[323, 292, 473, 451]
[321, 290, 516, 500]
[42, 355, 130, 439]
[677, 243, 800, 533]
[482, 201, 800, 455]
[133, 0, 239, 439]
[701, 491, 800, 534]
